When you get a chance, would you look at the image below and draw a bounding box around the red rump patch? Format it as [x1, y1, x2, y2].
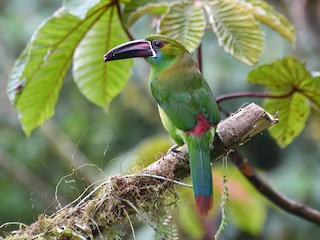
[187, 113, 212, 136]
[195, 195, 213, 216]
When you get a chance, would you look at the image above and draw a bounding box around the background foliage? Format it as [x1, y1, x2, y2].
[1, 0, 320, 239]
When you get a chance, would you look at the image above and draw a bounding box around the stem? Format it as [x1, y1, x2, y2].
[216, 90, 295, 104]
[116, 1, 134, 41]
[197, 43, 203, 73]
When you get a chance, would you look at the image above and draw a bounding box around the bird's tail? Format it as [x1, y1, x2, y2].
[185, 132, 213, 216]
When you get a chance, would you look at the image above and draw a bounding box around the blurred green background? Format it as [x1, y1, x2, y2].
[1, 0, 320, 239]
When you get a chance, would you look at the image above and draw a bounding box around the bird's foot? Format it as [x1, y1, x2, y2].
[168, 144, 179, 153]
[168, 144, 185, 161]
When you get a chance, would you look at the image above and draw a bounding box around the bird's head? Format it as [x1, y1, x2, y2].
[103, 34, 188, 67]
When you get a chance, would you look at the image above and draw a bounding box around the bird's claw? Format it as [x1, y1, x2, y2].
[168, 144, 185, 161]
[168, 144, 179, 153]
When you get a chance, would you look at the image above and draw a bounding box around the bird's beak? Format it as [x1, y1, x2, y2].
[103, 39, 156, 62]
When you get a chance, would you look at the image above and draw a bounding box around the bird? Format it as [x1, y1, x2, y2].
[104, 34, 220, 216]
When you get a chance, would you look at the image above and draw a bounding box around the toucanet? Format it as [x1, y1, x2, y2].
[104, 34, 220, 216]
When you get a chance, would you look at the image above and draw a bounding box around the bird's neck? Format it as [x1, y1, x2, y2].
[149, 52, 198, 85]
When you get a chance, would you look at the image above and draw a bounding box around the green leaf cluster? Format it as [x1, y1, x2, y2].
[123, 0, 169, 27]
[6, 0, 320, 237]
[8, 0, 295, 135]
[124, 0, 295, 63]
[8, 0, 132, 135]
[248, 57, 320, 147]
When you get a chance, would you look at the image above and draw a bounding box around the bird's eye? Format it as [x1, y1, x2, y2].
[153, 40, 165, 48]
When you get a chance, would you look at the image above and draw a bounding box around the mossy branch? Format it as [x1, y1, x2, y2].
[4, 103, 302, 240]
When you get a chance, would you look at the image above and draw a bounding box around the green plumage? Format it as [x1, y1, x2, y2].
[146, 36, 219, 131]
[145, 35, 220, 216]
[104, 34, 220, 216]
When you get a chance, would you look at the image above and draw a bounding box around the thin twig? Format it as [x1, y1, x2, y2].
[74, 180, 108, 208]
[116, 1, 134, 41]
[124, 209, 136, 240]
[54, 164, 107, 209]
[197, 43, 203, 73]
[89, 218, 103, 240]
[41, 121, 105, 184]
[0, 222, 29, 230]
[216, 89, 295, 104]
[117, 196, 156, 230]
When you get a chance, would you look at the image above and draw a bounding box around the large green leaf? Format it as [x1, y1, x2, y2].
[7, 2, 113, 135]
[206, 0, 264, 65]
[63, 0, 101, 19]
[247, 57, 320, 147]
[248, 57, 310, 92]
[7, 46, 29, 106]
[73, 4, 133, 110]
[123, 0, 169, 27]
[64, 0, 130, 20]
[242, 0, 295, 44]
[248, 57, 320, 106]
[264, 94, 310, 148]
[299, 74, 320, 109]
[159, 2, 206, 52]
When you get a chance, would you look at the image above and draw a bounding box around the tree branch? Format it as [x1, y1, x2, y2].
[230, 150, 320, 224]
[4, 103, 319, 240]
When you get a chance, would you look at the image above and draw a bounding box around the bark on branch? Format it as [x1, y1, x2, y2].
[3, 103, 319, 240]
